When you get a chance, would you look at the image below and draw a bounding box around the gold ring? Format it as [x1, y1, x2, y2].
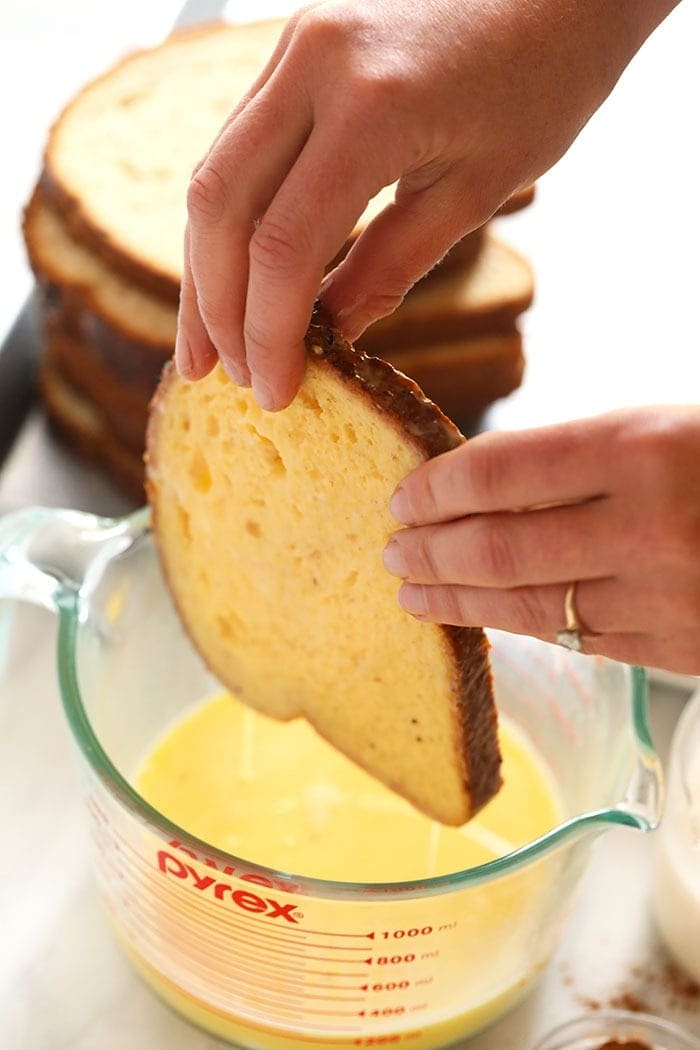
[556, 582, 583, 652]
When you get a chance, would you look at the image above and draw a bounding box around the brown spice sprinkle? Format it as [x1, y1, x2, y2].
[572, 961, 700, 1017]
[597, 1042, 651, 1049]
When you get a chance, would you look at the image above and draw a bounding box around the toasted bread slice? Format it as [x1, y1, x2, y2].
[27, 191, 530, 391]
[24, 189, 176, 352]
[384, 331, 525, 420]
[39, 363, 144, 502]
[43, 19, 532, 301]
[43, 323, 149, 453]
[358, 236, 533, 352]
[146, 309, 501, 825]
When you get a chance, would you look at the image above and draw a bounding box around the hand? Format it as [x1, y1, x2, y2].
[176, 0, 679, 410]
[383, 406, 700, 675]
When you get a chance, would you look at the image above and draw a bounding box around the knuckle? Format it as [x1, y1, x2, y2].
[196, 291, 233, 333]
[418, 465, 444, 521]
[249, 219, 307, 280]
[511, 586, 550, 635]
[243, 315, 276, 363]
[187, 163, 228, 224]
[423, 585, 460, 625]
[361, 287, 408, 325]
[411, 530, 442, 580]
[298, 4, 367, 51]
[477, 520, 517, 585]
[466, 438, 501, 507]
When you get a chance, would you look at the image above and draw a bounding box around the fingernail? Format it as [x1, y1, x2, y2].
[390, 486, 412, 523]
[175, 331, 193, 377]
[221, 356, 251, 388]
[382, 539, 407, 577]
[398, 583, 427, 616]
[252, 375, 277, 412]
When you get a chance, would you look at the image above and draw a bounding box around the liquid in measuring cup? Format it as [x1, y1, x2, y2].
[104, 691, 566, 1048]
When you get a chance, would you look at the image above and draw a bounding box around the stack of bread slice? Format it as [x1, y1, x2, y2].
[24, 19, 534, 502]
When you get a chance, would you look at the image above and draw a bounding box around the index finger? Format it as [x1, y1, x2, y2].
[243, 131, 390, 410]
[390, 417, 617, 525]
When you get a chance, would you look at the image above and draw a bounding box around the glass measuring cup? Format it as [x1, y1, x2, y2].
[653, 689, 700, 984]
[0, 506, 662, 1050]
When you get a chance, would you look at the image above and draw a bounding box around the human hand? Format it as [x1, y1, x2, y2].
[176, 0, 679, 410]
[383, 406, 700, 675]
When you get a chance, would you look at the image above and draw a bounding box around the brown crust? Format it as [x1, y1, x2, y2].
[357, 240, 534, 354]
[34, 280, 169, 398]
[304, 306, 501, 813]
[43, 322, 150, 453]
[39, 363, 145, 503]
[384, 330, 524, 421]
[23, 188, 176, 355]
[147, 306, 502, 818]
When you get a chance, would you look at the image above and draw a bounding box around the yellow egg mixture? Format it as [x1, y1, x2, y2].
[138, 693, 560, 881]
[131, 693, 563, 1048]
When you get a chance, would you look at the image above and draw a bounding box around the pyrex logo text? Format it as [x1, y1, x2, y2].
[157, 851, 300, 923]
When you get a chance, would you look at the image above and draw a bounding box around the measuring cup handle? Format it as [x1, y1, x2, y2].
[0, 505, 149, 612]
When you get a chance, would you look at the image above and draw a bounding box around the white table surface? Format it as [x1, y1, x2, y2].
[2, 1, 700, 1047]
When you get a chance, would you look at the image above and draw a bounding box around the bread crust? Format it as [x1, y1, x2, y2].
[43, 322, 150, 453]
[23, 189, 176, 355]
[40, 362, 144, 502]
[358, 238, 534, 353]
[384, 330, 525, 420]
[35, 278, 167, 398]
[146, 306, 502, 820]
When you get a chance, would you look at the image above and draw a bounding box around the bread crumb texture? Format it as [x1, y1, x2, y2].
[149, 359, 491, 825]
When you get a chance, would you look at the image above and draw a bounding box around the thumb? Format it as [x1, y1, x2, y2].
[319, 165, 499, 343]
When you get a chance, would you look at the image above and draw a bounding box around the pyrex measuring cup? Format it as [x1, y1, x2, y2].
[0, 506, 662, 1050]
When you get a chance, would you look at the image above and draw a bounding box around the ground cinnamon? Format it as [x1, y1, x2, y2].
[597, 1043, 651, 1049]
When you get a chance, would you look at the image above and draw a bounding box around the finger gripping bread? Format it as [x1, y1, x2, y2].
[147, 308, 501, 826]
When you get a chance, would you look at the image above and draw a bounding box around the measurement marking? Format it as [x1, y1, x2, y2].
[305, 972, 368, 979]
[267, 952, 368, 964]
[98, 839, 311, 947]
[304, 944, 368, 951]
[108, 898, 366, 985]
[298, 927, 374, 938]
[303, 983, 366, 992]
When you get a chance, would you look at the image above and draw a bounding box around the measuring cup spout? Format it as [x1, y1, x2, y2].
[0, 506, 149, 613]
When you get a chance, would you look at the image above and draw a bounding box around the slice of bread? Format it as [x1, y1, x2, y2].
[27, 191, 531, 403]
[383, 331, 525, 420]
[358, 236, 534, 352]
[40, 363, 144, 502]
[44, 323, 149, 453]
[24, 190, 176, 352]
[43, 19, 532, 301]
[146, 308, 501, 825]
